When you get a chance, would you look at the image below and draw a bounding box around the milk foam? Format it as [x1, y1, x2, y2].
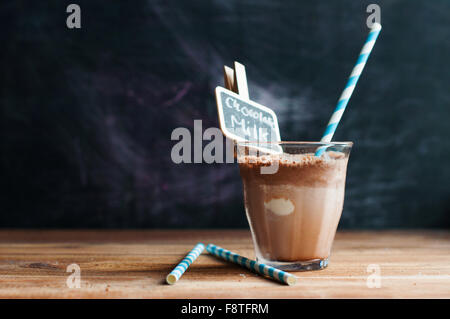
[264, 198, 295, 216]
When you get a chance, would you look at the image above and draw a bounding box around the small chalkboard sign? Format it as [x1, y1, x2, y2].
[215, 86, 281, 153]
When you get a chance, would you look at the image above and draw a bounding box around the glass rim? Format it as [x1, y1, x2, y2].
[236, 141, 353, 147]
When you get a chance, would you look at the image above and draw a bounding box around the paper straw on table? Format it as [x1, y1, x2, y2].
[206, 244, 297, 286]
[315, 23, 382, 156]
[166, 243, 205, 285]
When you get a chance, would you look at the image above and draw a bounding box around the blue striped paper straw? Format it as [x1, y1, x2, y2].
[316, 23, 382, 156]
[166, 243, 205, 285]
[206, 244, 297, 286]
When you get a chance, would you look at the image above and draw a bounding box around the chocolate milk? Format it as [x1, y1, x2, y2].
[238, 152, 349, 265]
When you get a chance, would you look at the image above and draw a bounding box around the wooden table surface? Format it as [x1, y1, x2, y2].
[0, 230, 449, 298]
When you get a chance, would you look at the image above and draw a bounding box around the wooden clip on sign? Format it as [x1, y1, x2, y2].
[223, 65, 236, 93]
[216, 62, 281, 154]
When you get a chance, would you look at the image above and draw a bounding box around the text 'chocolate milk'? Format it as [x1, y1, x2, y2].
[238, 151, 349, 267]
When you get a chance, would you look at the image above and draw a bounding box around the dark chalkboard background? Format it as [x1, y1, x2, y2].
[2, 0, 449, 228]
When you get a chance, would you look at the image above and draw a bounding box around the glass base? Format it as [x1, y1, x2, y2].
[257, 256, 329, 271]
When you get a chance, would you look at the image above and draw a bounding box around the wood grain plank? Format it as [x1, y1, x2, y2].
[0, 230, 449, 298]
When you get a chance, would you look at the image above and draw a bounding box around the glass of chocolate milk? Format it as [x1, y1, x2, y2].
[237, 141, 352, 271]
